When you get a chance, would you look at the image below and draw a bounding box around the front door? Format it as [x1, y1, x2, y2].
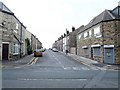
[104, 48, 114, 64]
[2, 44, 9, 60]
[91, 47, 93, 59]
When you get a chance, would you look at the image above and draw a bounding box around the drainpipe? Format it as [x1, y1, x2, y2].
[20, 23, 22, 58]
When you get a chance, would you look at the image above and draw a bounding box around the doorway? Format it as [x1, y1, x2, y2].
[2, 44, 9, 60]
[104, 48, 114, 64]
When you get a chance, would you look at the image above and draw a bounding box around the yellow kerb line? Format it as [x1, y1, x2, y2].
[30, 57, 39, 65]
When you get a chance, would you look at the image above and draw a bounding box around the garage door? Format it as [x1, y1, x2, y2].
[104, 48, 114, 64]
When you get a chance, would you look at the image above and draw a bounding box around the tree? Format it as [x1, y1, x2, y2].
[25, 38, 32, 55]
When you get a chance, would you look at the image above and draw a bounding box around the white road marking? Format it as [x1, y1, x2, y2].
[14, 67, 21, 68]
[90, 67, 99, 70]
[50, 51, 65, 69]
[63, 67, 71, 70]
[18, 78, 88, 81]
[73, 67, 81, 70]
[81, 67, 90, 70]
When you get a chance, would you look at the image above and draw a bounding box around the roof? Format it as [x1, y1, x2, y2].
[0, 1, 14, 14]
[0, 2, 27, 29]
[78, 6, 120, 34]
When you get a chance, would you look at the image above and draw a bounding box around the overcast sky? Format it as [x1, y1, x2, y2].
[1, 0, 120, 48]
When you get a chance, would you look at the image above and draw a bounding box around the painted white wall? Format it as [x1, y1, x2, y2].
[63, 37, 67, 52]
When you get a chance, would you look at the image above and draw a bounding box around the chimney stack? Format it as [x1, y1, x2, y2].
[72, 26, 75, 32]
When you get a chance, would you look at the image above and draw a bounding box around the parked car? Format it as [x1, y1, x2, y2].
[52, 48, 59, 52]
[34, 49, 42, 57]
[49, 48, 52, 50]
[40, 48, 46, 52]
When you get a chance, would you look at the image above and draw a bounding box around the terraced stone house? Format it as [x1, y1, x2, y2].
[0, 2, 26, 60]
[77, 6, 120, 64]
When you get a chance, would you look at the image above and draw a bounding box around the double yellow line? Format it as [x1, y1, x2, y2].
[28, 57, 39, 65]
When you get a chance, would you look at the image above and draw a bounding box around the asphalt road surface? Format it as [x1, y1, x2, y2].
[2, 50, 120, 88]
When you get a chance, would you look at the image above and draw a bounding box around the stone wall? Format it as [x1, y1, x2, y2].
[70, 47, 76, 54]
[0, 28, 2, 60]
[102, 21, 120, 64]
[1, 12, 22, 60]
[77, 20, 120, 64]
[0, 12, 2, 60]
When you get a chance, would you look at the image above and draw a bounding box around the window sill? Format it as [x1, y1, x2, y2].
[13, 53, 19, 55]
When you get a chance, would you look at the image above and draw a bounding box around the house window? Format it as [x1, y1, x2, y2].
[78, 34, 82, 39]
[89, 30, 92, 37]
[84, 31, 89, 38]
[16, 23, 19, 29]
[12, 44, 19, 54]
[93, 47, 101, 56]
[94, 26, 101, 37]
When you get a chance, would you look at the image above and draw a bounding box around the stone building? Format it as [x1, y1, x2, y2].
[59, 35, 64, 51]
[31, 34, 42, 52]
[24, 30, 32, 55]
[31, 34, 36, 52]
[77, 6, 120, 64]
[0, 2, 27, 60]
[69, 26, 84, 54]
[36, 38, 42, 49]
[54, 36, 63, 51]
[62, 31, 70, 53]
[52, 41, 57, 49]
[62, 34, 67, 53]
[0, 2, 42, 60]
[21, 24, 26, 57]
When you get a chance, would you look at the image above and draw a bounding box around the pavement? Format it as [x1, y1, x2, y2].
[1, 54, 35, 68]
[59, 51, 120, 70]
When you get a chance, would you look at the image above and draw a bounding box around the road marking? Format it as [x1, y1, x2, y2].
[73, 67, 81, 70]
[90, 67, 99, 70]
[63, 67, 99, 70]
[81, 67, 90, 70]
[18, 78, 88, 81]
[30, 57, 39, 65]
[27, 57, 36, 65]
[50, 51, 65, 69]
[14, 67, 21, 69]
[84, 70, 106, 88]
[63, 67, 71, 70]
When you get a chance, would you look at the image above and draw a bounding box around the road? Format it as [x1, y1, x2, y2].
[2, 50, 120, 88]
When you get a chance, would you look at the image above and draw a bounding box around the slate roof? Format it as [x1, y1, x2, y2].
[78, 6, 120, 34]
[0, 2, 27, 28]
[0, 1, 14, 14]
